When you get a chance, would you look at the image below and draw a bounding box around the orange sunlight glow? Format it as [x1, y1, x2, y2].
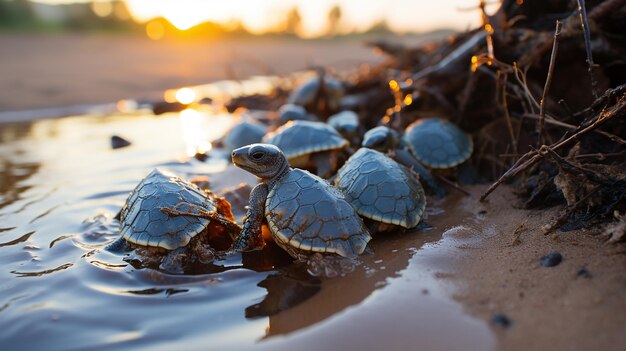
[122, 0, 482, 37]
[179, 108, 212, 156]
[125, 0, 256, 31]
[145, 20, 165, 40]
[175, 88, 197, 105]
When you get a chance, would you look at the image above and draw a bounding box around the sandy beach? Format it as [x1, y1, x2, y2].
[0, 33, 384, 111]
[0, 31, 624, 351]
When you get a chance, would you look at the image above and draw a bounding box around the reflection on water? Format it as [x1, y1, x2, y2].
[0, 88, 493, 349]
[11, 263, 74, 278]
[0, 231, 34, 247]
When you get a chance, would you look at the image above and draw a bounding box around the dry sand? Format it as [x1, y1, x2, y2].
[0, 33, 383, 111]
[452, 187, 626, 351]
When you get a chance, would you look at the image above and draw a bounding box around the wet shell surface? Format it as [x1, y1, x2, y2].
[335, 148, 426, 228]
[403, 118, 473, 168]
[262, 120, 348, 159]
[223, 120, 267, 151]
[265, 168, 371, 258]
[119, 169, 215, 250]
[287, 77, 344, 108]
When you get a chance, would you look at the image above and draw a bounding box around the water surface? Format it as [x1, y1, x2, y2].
[0, 106, 495, 350]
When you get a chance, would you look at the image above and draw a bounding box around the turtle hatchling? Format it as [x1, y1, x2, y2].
[361, 125, 445, 197]
[108, 169, 241, 272]
[221, 120, 267, 151]
[327, 110, 362, 146]
[262, 120, 350, 178]
[277, 104, 317, 124]
[335, 148, 426, 232]
[403, 118, 473, 169]
[287, 76, 344, 112]
[230, 143, 371, 261]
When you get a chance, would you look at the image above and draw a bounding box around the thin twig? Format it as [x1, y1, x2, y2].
[576, 0, 599, 98]
[435, 175, 471, 196]
[502, 73, 519, 154]
[523, 113, 626, 145]
[513, 63, 539, 113]
[161, 206, 242, 233]
[480, 91, 626, 201]
[575, 151, 626, 160]
[538, 20, 562, 146]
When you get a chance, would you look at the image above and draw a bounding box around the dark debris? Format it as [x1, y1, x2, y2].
[540, 251, 563, 267]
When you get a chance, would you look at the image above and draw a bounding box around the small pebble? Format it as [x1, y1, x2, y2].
[478, 210, 487, 215]
[540, 251, 562, 267]
[152, 101, 186, 115]
[577, 268, 591, 278]
[111, 135, 131, 149]
[491, 313, 512, 328]
[194, 152, 209, 162]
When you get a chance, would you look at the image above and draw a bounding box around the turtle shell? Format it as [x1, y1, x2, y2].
[223, 120, 267, 151]
[327, 111, 358, 132]
[265, 168, 371, 258]
[119, 169, 215, 250]
[403, 118, 473, 168]
[335, 148, 426, 228]
[287, 77, 344, 108]
[262, 120, 348, 159]
[362, 126, 400, 152]
[278, 104, 315, 124]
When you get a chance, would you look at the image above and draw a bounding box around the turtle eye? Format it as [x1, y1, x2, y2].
[251, 151, 265, 160]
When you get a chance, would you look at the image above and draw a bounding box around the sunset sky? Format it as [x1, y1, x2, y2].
[32, 0, 493, 37]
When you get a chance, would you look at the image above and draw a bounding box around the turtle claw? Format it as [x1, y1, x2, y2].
[105, 237, 129, 253]
[159, 247, 187, 274]
[305, 253, 357, 278]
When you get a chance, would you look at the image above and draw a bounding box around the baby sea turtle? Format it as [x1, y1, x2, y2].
[403, 118, 473, 169]
[262, 120, 350, 178]
[335, 148, 426, 232]
[108, 169, 241, 272]
[277, 104, 317, 124]
[287, 76, 344, 114]
[362, 125, 444, 197]
[230, 143, 371, 260]
[327, 110, 361, 146]
[362, 125, 401, 152]
[221, 120, 267, 151]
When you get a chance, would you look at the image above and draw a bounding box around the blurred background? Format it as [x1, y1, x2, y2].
[0, 0, 488, 111]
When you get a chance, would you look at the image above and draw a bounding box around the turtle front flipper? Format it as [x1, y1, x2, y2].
[230, 183, 268, 252]
[105, 237, 129, 253]
[394, 148, 445, 198]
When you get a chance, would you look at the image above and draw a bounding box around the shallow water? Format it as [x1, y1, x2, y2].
[0, 106, 496, 350]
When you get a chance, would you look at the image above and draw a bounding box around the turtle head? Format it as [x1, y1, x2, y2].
[362, 126, 399, 152]
[232, 143, 290, 181]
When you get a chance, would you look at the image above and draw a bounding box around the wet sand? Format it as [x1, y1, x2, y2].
[251, 185, 626, 351]
[0, 33, 384, 111]
[450, 187, 626, 351]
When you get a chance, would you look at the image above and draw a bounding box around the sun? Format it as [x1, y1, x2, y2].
[125, 0, 237, 31]
[160, 8, 208, 30]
